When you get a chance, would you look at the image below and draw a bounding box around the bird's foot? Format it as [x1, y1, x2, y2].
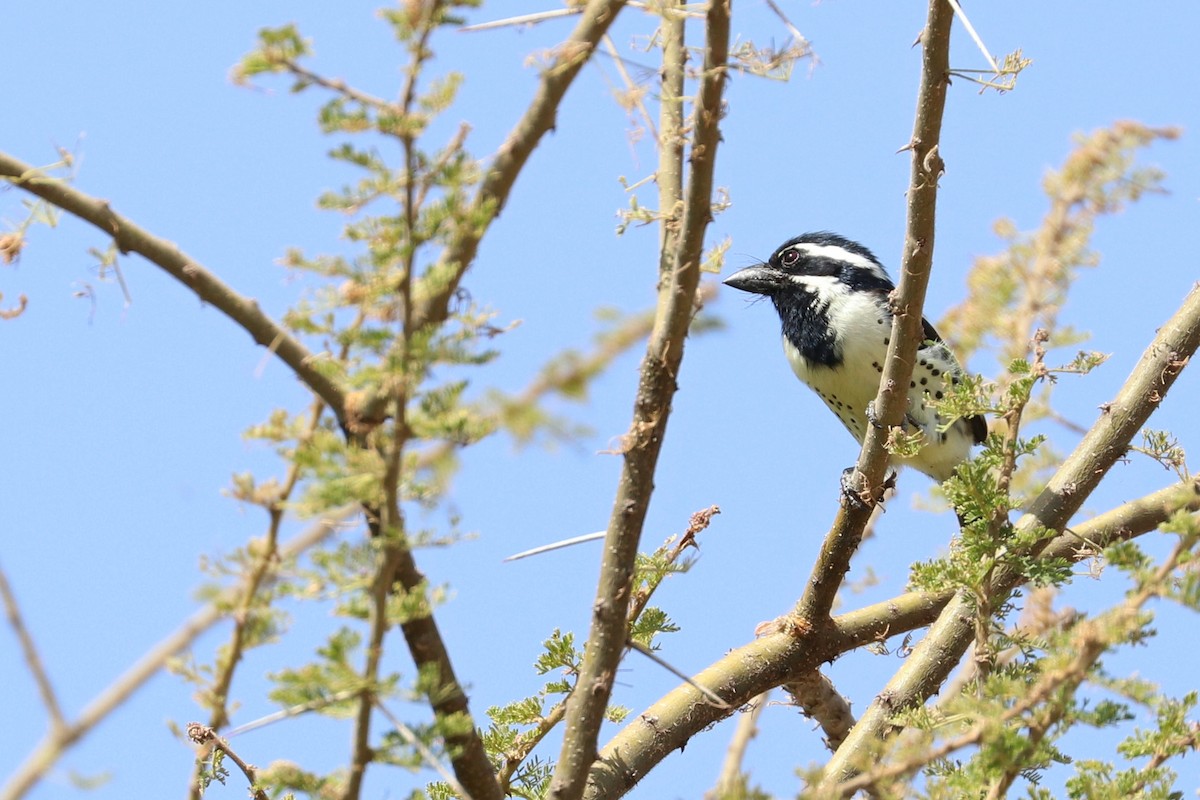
[840, 466, 897, 512]
[865, 401, 885, 430]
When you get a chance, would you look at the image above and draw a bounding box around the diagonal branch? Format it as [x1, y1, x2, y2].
[794, 0, 955, 624]
[550, 3, 731, 799]
[0, 566, 66, 732]
[409, 0, 629, 336]
[0, 152, 348, 424]
[819, 282, 1200, 787]
[583, 475, 1200, 799]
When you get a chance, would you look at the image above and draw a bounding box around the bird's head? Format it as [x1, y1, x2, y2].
[723, 231, 894, 298]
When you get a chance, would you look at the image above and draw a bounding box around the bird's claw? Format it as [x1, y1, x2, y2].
[840, 467, 874, 512]
[840, 466, 897, 512]
[865, 401, 885, 430]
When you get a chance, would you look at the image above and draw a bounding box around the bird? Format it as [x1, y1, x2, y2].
[723, 231, 986, 493]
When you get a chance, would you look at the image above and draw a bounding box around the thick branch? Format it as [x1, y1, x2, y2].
[795, 0, 954, 623]
[0, 152, 348, 424]
[549, 4, 730, 800]
[784, 671, 856, 752]
[820, 282, 1200, 786]
[583, 476, 1200, 799]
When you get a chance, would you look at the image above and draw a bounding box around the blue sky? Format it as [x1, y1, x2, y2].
[3, 2, 1200, 799]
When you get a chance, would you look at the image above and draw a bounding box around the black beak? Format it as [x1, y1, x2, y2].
[723, 264, 784, 296]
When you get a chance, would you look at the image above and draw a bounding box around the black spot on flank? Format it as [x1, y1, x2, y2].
[931, 368, 941, 376]
[919, 360, 927, 367]
[877, 318, 884, 324]
[920, 377, 928, 386]
[951, 376, 960, 385]
[910, 381, 916, 388]
[884, 338, 890, 345]
[935, 390, 944, 400]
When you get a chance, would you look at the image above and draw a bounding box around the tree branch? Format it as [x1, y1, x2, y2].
[583, 476, 1200, 799]
[709, 692, 767, 799]
[0, 151, 348, 425]
[187, 723, 269, 800]
[794, 0, 954, 624]
[784, 671, 855, 752]
[0, 566, 66, 732]
[819, 281, 1200, 786]
[408, 0, 629, 336]
[549, 4, 730, 799]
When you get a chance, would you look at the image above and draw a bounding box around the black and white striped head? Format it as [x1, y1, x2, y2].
[723, 232, 896, 368]
[763, 232, 893, 294]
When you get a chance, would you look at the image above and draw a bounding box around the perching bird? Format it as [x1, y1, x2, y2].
[723, 231, 986, 487]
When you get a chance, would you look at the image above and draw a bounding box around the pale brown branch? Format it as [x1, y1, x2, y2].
[708, 692, 767, 800]
[409, 0, 629, 336]
[795, 0, 954, 624]
[187, 723, 269, 800]
[0, 566, 66, 732]
[549, 3, 729, 798]
[784, 672, 856, 753]
[583, 477, 1200, 799]
[0, 151, 348, 425]
[821, 282, 1200, 786]
[832, 536, 1194, 799]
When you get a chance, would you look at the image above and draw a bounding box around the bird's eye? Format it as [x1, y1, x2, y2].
[780, 248, 801, 267]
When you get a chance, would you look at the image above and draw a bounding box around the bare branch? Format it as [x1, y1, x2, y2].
[795, 0, 954, 626]
[820, 282, 1200, 786]
[0, 566, 66, 732]
[0, 151, 349, 425]
[549, 2, 730, 797]
[187, 723, 269, 800]
[784, 672, 855, 752]
[409, 0, 629, 336]
[583, 476, 1200, 798]
[708, 693, 767, 800]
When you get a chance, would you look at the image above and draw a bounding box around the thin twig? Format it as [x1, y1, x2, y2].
[628, 640, 729, 708]
[375, 700, 475, 800]
[187, 723, 269, 800]
[0, 566, 66, 732]
[601, 35, 658, 142]
[762, 0, 813, 55]
[708, 692, 767, 799]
